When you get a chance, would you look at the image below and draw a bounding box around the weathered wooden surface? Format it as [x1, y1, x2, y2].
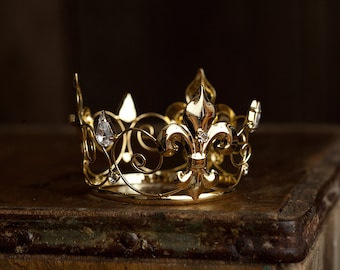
[0, 124, 339, 266]
[1, 200, 338, 270]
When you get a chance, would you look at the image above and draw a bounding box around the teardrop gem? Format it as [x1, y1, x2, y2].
[95, 111, 114, 147]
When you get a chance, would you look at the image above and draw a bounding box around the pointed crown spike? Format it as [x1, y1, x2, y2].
[118, 93, 137, 123]
[185, 68, 216, 103]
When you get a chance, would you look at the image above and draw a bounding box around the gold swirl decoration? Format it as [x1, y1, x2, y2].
[70, 69, 261, 204]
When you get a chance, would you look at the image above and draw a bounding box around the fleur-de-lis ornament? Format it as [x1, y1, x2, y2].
[159, 75, 238, 200]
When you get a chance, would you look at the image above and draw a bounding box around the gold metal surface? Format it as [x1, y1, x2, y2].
[70, 69, 261, 203]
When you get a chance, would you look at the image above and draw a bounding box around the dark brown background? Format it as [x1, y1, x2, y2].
[1, 0, 339, 124]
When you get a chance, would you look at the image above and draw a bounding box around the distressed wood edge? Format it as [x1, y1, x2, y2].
[0, 254, 274, 270]
[1, 201, 339, 269]
[275, 136, 340, 261]
[0, 173, 338, 263]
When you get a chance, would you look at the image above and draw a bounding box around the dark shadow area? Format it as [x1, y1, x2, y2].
[0, 0, 339, 124]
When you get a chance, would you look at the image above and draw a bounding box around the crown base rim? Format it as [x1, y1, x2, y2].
[90, 185, 229, 205]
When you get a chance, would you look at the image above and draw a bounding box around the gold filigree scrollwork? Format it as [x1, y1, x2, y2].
[70, 69, 261, 202]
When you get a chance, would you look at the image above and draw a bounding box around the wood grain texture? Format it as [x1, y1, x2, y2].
[0, 124, 339, 265]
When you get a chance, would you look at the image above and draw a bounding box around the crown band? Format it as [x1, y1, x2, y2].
[70, 69, 261, 203]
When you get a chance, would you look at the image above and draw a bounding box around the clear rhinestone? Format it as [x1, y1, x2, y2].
[242, 163, 249, 175]
[197, 129, 209, 144]
[95, 111, 114, 147]
[247, 100, 261, 132]
[108, 170, 120, 184]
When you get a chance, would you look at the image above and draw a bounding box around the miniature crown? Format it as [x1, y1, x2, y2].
[70, 69, 261, 203]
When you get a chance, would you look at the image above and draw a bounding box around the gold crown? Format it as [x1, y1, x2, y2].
[70, 69, 261, 203]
